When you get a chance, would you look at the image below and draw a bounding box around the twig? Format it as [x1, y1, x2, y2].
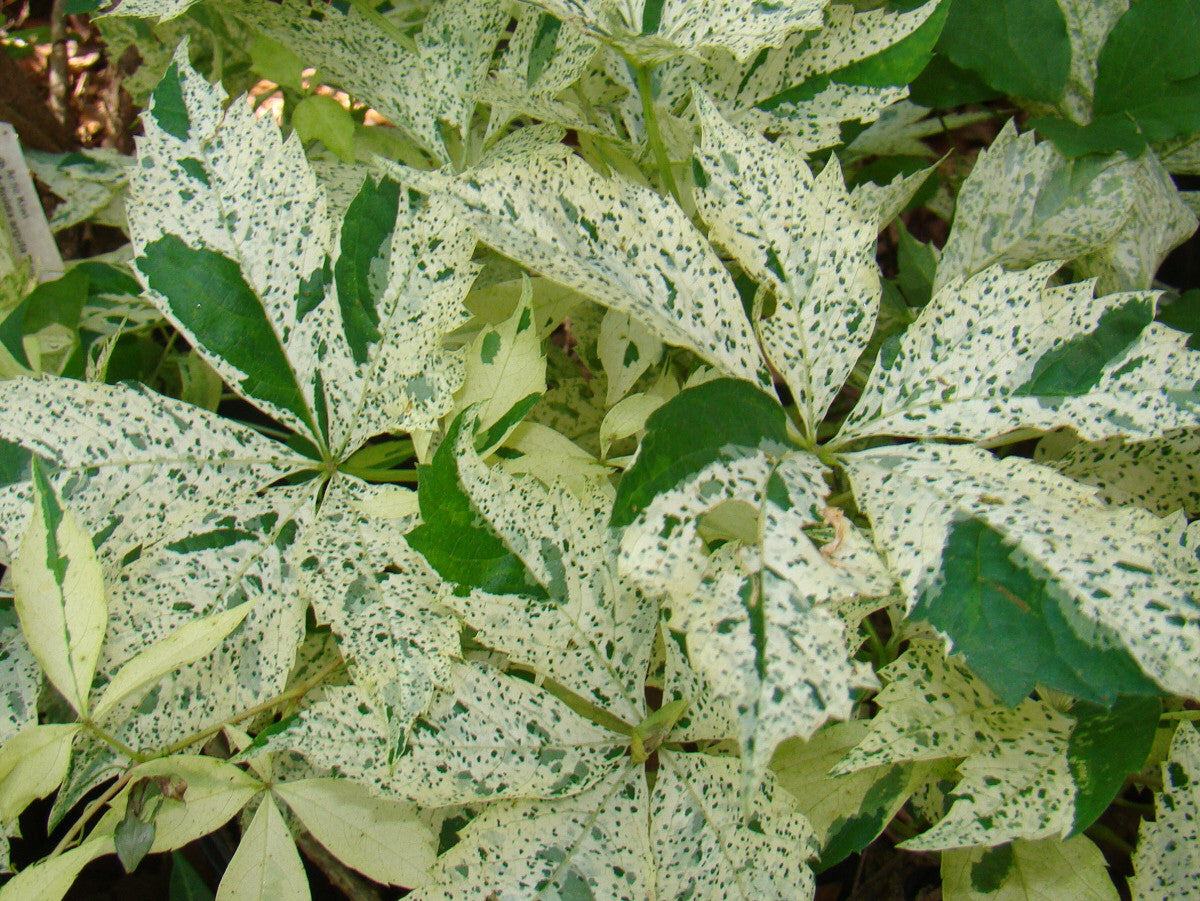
[47, 0, 74, 134]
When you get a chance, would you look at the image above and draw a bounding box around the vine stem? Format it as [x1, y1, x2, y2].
[633, 62, 682, 207]
[50, 769, 135, 858]
[1161, 709, 1200, 721]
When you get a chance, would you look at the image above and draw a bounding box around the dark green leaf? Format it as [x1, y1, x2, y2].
[150, 62, 192, 142]
[1068, 696, 1161, 834]
[1032, 114, 1148, 159]
[914, 517, 1161, 706]
[907, 54, 1002, 108]
[405, 411, 549, 598]
[894, 222, 937, 307]
[1090, 0, 1200, 145]
[115, 811, 156, 874]
[816, 764, 910, 871]
[169, 852, 214, 901]
[611, 378, 797, 528]
[1157, 289, 1200, 349]
[936, 0, 1070, 102]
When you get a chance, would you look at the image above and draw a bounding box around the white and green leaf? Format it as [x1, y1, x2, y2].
[1132, 721, 1200, 900]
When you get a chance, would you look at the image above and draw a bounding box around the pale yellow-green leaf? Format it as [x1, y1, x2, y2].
[1132, 721, 1200, 900]
[599, 387, 671, 458]
[12, 463, 107, 716]
[773, 721, 922, 853]
[274, 777, 436, 887]
[844, 443, 1200, 699]
[96, 755, 264, 853]
[943, 836, 1119, 901]
[0, 836, 112, 901]
[454, 277, 546, 432]
[695, 91, 880, 435]
[496, 422, 612, 498]
[0, 724, 79, 824]
[91, 601, 254, 722]
[400, 154, 770, 389]
[292, 94, 356, 163]
[216, 795, 309, 901]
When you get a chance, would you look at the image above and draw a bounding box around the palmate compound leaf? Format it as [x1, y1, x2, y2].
[528, 0, 828, 64]
[1132, 721, 1200, 900]
[614, 379, 892, 785]
[130, 47, 476, 459]
[398, 153, 771, 390]
[215, 795, 308, 901]
[693, 93, 881, 438]
[842, 442, 1200, 705]
[837, 262, 1200, 445]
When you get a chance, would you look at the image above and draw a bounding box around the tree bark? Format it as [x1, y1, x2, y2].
[0, 43, 75, 152]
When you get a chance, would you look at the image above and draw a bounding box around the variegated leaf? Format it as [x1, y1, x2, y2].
[1132, 721, 1200, 900]
[597, 309, 661, 405]
[25, 148, 130, 234]
[129, 46, 336, 445]
[0, 614, 39, 751]
[836, 646, 1077, 850]
[839, 263, 1200, 444]
[399, 155, 770, 389]
[934, 122, 1134, 292]
[11, 460, 106, 716]
[1035, 429, 1200, 517]
[1075, 150, 1198, 294]
[296, 476, 457, 753]
[652, 752, 816, 899]
[694, 94, 881, 435]
[447, 416, 655, 722]
[844, 443, 1198, 704]
[387, 663, 626, 807]
[942, 836, 1119, 901]
[1056, 0, 1129, 124]
[529, 0, 827, 63]
[411, 765, 652, 900]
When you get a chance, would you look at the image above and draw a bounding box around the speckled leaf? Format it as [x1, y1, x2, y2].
[0, 615, 39, 751]
[942, 836, 1119, 901]
[836, 646, 1077, 850]
[215, 795, 308, 901]
[454, 279, 546, 432]
[1055, 0, 1129, 123]
[403, 156, 769, 388]
[0, 379, 305, 568]
[410, 765, 652, 900]
[97, 0, 199, 19]
[273, 777, 435, 888]
[447, 415, 656, 723]
[90, 600, 254, 722]
[130, 48, 334, 445]
[694, 94, 880, 435]
[94, 488, 311, 757]
[652, 752, 816, 899]
[387, 663, 626, 807]
[844, 443, 1197, 703]
[11, 459, 106, 716]
[840, 264, 1200, 444]
[1035, 429, 1200, 517]
[597, 309, 662, 405]
[1132, 721, 1200, 900]
[529, 0, 827, 63]
[1075, 151, 1197, 294]
[934, 122, 1134, 291]
[25, 148, 130, 233]
[298, 476, 458, 753]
